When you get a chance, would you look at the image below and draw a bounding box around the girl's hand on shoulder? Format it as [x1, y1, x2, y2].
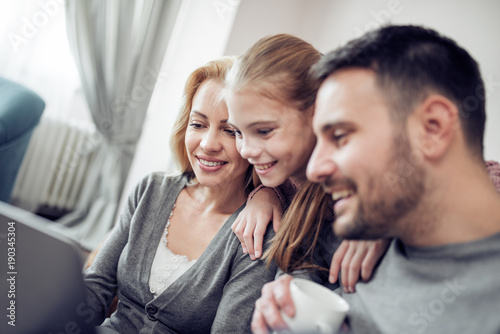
[232, 187, 282, 260]
[329, 239, 391, 293]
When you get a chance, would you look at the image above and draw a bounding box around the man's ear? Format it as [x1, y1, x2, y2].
[411, 94, 460, 160]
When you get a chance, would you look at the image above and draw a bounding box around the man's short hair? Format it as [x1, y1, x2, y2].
[311, 25, 486, 159]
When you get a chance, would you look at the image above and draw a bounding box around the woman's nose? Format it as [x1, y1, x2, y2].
[200, 129, 222, 152]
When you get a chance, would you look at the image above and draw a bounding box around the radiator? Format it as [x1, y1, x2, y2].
[11, 117, 98, 215]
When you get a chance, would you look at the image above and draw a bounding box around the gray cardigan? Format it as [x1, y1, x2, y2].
[84, 173, 277, 333]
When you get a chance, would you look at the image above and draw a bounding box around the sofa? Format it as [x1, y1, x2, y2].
[0, 77, 45, 202]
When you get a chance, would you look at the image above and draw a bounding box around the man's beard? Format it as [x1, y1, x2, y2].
[333, 129, 426, 240]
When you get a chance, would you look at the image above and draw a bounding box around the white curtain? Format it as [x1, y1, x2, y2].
[0, 0, 88, 122]
[51, 0, 182, 250]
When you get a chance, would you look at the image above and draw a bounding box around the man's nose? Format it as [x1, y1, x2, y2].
[307, 139, 338, 183]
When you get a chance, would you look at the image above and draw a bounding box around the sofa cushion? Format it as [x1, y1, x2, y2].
[0, 77, 45, 145]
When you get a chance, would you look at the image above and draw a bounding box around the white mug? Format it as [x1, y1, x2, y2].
[280, 278, 349, 334]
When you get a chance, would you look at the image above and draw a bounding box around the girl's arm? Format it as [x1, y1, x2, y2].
[231, 186, 283, 260]
[329, 239, 391, 293]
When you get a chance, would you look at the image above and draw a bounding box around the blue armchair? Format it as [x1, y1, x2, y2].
[0, 77, 45, 203]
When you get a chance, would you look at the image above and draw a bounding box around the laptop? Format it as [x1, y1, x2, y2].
[0, 201, 117, 334]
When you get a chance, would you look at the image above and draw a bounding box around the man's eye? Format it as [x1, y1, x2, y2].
[334, 133, 346, 141]
[331, 131, 349, 146]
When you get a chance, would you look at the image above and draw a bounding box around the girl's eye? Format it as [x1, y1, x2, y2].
[257, 128, 273, 136]
[234, 129, 242, 138]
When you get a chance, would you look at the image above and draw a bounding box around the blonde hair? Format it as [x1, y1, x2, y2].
[225, 34, 330, 273]
[170, 56, 236, 176]
[226, 34, 321, 111]
[265, 182, 331, 273]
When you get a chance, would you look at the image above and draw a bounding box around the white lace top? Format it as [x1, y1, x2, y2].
[149, 205, 197, 297]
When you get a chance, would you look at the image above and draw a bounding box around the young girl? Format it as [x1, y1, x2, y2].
[225, 34, 389, 292]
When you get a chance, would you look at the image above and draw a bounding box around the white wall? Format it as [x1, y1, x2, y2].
[224, 0, 500, 162]
[224, 0, 333, 56]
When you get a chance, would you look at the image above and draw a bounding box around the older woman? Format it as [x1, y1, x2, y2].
[83, 57, 277, 333]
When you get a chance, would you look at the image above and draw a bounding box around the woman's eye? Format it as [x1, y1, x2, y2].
[234, 130, 242, 138]
[189, 123, 204, 129]
[224, 128, 236, 137]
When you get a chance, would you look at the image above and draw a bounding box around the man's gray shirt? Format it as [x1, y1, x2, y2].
[341, 233, 500, 334]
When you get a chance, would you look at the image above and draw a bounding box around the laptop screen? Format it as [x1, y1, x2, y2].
[0, 202, 98, 334]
